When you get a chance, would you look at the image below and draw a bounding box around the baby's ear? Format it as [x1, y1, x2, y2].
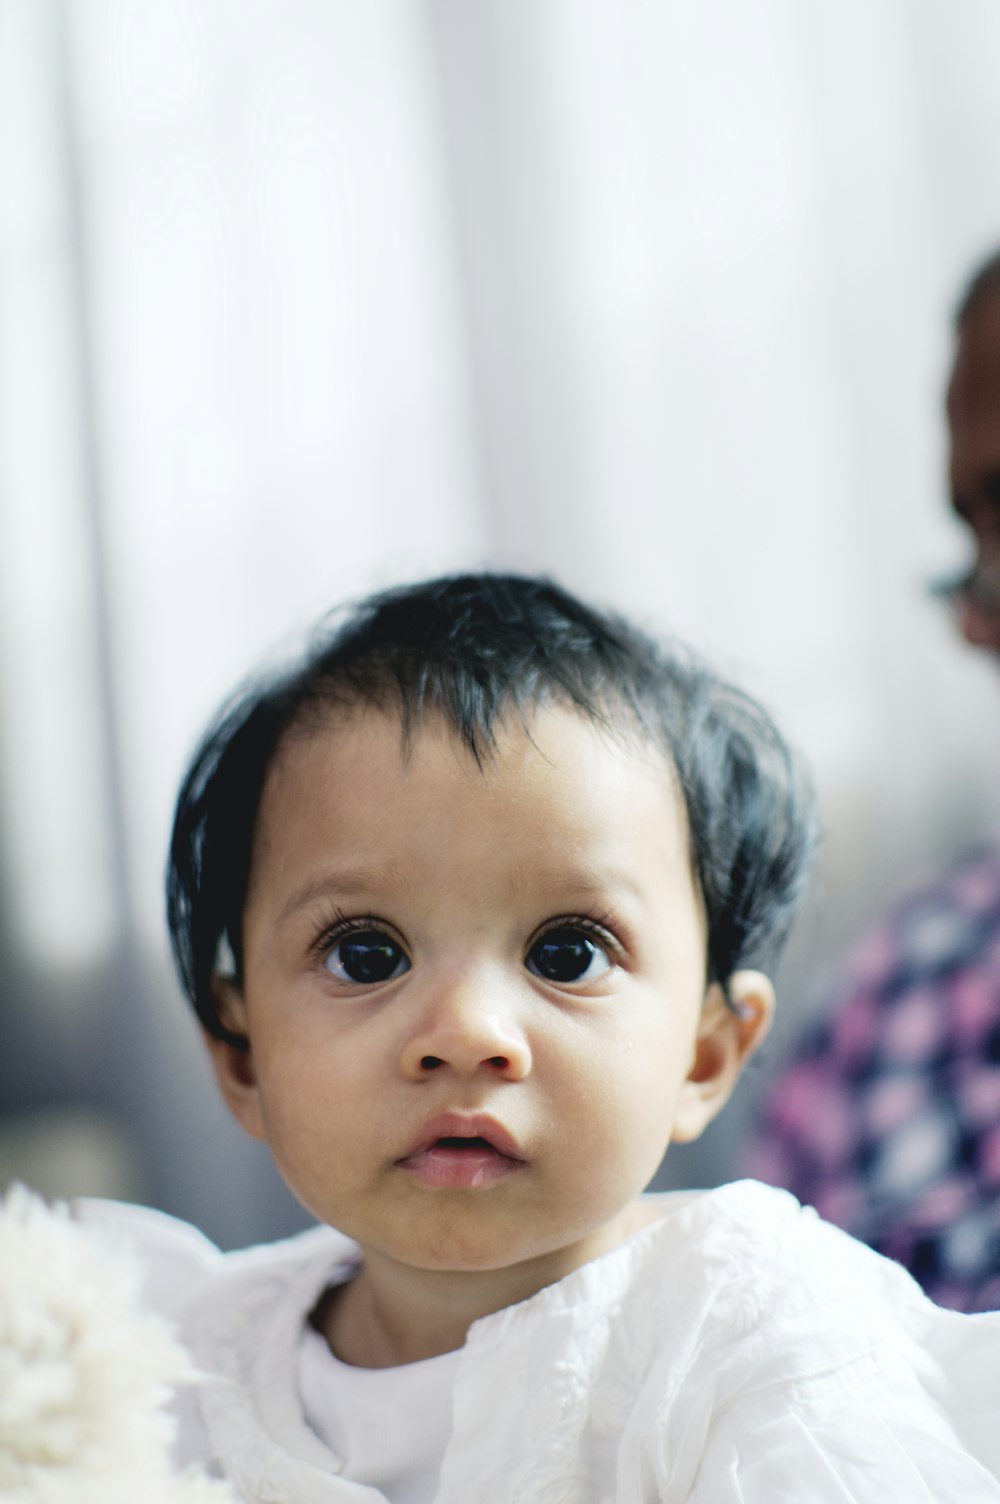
[670, 970, 774, 1144]
[202, 979, 268, 1143]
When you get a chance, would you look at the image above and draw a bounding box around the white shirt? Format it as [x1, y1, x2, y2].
[78, 1181, 1000, 1502]
[299, 1325, 459, 1504]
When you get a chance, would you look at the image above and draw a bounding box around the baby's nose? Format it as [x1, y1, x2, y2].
[399, 973, 531, 1081]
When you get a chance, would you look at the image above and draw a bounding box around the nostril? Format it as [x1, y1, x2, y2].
[418, 1053, 510, 1072]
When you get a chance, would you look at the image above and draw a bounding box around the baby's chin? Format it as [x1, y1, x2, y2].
[408, 1203, 652, 1281]
[341, 1215, 602, 1284]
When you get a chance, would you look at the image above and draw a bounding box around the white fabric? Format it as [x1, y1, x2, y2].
[77, 1181, 1000, 1503]
[298, 1325, 459, 1504]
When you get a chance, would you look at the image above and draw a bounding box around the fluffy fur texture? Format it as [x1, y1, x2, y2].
[0, 1185, 233, 1504]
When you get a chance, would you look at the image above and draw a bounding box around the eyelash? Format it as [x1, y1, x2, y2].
[527, 912, 621, 961]
[311, 907, 398, 959]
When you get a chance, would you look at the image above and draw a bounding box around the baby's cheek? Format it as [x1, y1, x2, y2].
[559, 1088, 648, 1178]
[257, 1053, 334, 1138]
[586, 1073, 678, 1178]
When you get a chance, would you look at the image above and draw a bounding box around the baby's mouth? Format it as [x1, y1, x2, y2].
[397, 1122, 526, 1188]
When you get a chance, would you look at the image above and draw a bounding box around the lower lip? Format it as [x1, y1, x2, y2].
[398, 1145, 524, 1189]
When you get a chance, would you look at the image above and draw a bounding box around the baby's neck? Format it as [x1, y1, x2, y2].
[320, 1261, 527, 1368]
[319, 1198, 666, 1369]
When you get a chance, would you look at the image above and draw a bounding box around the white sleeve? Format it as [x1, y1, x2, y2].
[660, 1184, 1000, 1504]
[685, 1368, 1000, 1504]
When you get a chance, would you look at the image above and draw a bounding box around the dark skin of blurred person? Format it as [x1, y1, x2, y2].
[744, 251, 1000, 1311]
[948, 260, 1000, 652]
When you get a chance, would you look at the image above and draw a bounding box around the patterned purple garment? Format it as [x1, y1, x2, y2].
[744, 846, 1000, 1312]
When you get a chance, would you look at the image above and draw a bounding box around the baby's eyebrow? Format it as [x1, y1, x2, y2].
[523, 868, 645, 903]
[273, 863, 653, 928]
[276, 867, 400, 925]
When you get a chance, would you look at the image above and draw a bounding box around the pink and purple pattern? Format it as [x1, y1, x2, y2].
[744, 846, 1000, 1312]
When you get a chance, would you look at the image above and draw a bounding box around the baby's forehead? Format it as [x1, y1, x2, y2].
[255, 698, 692, 884]
[275, 693, 679, 787]
[252, 693, 694, 880]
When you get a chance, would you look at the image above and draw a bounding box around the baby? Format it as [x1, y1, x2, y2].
[83, 573, 1000, 1501]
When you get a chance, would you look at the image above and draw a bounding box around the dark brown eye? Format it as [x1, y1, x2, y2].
[526, 927, 611, 984]
[325, 931, 409, 985]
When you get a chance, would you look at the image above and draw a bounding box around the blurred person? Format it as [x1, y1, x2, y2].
[744, 249, 1000, 1312]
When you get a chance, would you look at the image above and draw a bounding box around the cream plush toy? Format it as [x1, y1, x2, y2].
[0, 1185, 232, 1504]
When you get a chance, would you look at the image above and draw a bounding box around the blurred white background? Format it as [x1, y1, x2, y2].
[2, 0, 1000, 1244]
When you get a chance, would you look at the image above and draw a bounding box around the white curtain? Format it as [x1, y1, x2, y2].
[3, 0, 1000, 1232]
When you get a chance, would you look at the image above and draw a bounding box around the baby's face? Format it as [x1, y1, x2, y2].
[211, 703, 767, 1283]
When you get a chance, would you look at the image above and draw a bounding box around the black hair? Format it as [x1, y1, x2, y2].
[167, 572, 816, 1044]
[955, 246, 1000, 329]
